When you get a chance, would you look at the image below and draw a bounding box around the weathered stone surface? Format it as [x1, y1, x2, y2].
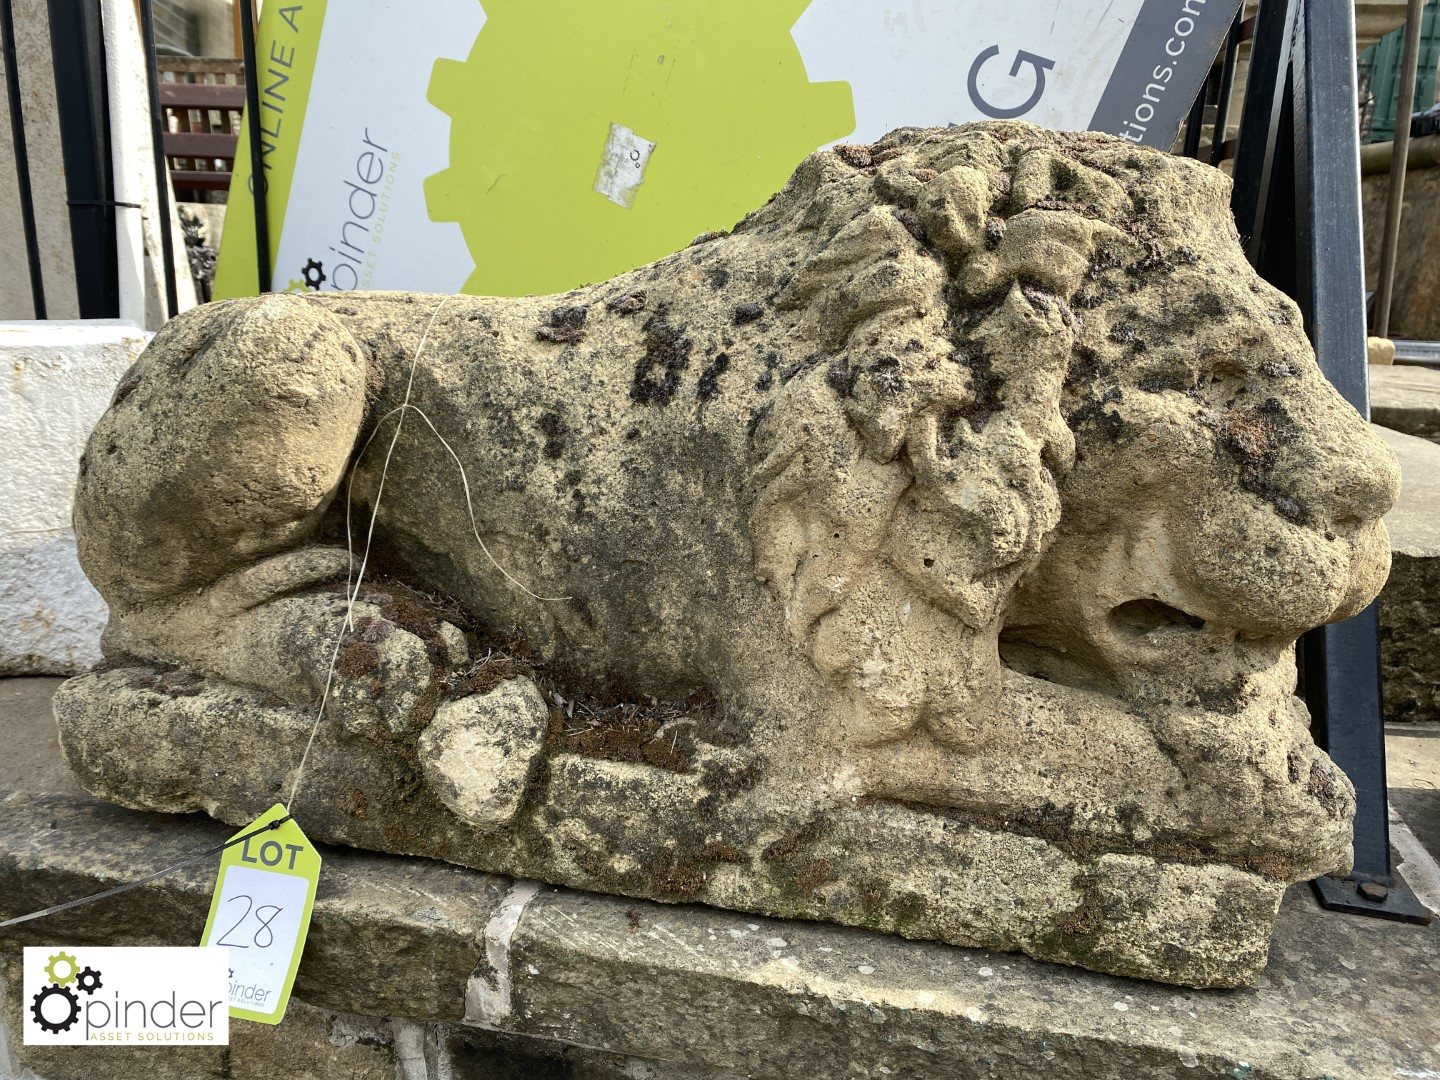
[0, 678, 83, 798]
[56, 666, 1301, 988]
[58, 123, 1399, 987]
[501, 880, 1440, 1080]
[1367, 336, 1396, 365]
[427, 1025, 746, 1079]
[1, 795, 1437, 1080]
[1377, 425, 1440, 723]
[1371, 363, 1440, 444]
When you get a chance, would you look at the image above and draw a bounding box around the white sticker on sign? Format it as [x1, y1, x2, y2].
[594, 123, 656, 209]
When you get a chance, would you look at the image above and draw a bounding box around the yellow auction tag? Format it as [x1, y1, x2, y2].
[199, 804, 320, 1025]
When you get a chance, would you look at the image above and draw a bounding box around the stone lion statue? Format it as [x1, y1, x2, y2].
[58, 122, 1398, 988]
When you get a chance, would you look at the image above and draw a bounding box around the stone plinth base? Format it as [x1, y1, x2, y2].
[52, 667, 1300, 989]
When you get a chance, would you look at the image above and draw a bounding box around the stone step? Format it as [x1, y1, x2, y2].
[1372, 364, 1440, 444]
[1378, 424, 1440, 723]
[1, 791, 1436, 1080]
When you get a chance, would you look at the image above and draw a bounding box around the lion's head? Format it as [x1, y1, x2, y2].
[743, 123, 1398, 771]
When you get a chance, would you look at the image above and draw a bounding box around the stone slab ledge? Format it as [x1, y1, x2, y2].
[1371, 365, 1440, 444]
[1, 794, 1436, 1080]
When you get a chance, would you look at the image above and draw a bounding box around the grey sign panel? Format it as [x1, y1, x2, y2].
[1089, 0, 1244, 146]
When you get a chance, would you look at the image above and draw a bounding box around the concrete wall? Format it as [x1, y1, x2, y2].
[0, 321, 148, 675]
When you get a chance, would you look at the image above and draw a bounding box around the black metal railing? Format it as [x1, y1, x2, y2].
[1, 0, 45, 318]
[138, 0, 178, 319]
[0, 0, 232, 321]
[46, 0, 121, 318]
[235, 0, 269, 296]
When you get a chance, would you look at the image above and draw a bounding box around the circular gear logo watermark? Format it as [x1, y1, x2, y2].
[23, 947, 228, 1045]
[28, 952, 102, 1035]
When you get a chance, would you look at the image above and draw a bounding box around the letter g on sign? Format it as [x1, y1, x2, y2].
[967, 46, 1057, 119]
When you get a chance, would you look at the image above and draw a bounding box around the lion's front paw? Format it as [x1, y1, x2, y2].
[327, 608, 438, 734]
[325, 585, 470, 735]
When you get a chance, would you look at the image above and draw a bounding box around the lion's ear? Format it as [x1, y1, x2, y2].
[962, 212, 1125, 302]
[874, 161, 992, 260]
[1009, 148, 1130, 218]
[776, 207, 912, 307]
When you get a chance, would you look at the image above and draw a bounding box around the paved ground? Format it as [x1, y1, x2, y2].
[1371, 364, 1440, 443]
[1388, 721, 1440, 905]
[0, 677, 81, 799]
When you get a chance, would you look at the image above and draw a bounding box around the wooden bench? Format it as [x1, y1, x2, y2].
[156, 56, 244, 196]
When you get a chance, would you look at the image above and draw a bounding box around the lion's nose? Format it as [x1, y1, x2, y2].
[1276, 377, 1399, 625]
[1188, 368, 1400, 638]
[1218, 379, 1397, 538]
[1292, 385, 1400, 539]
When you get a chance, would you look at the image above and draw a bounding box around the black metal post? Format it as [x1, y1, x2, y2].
[1287, 0, 1429, 923]
[46, 0, 119, 318]
[137, 0, 177, 321]
[1253, 64, 1299, 295]
[0, 0, 45, 318]
[1209, 12, 1243, 165]
[237, 0, 270, 293]
[1231, 0, 1298, 258]
[1373, 0, 1427, 339]
[1182, 65, 1212, 159]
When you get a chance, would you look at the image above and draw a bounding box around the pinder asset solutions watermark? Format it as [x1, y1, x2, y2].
[22, 947, 229, 1045]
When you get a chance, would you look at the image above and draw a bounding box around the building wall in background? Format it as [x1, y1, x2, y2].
[1364, 158, 1440, 340]
[1361, 0, 1440, 143]
[155, 0, 233, 57]
[0, 0, 80, 320]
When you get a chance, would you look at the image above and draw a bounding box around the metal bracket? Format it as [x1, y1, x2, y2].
[1312, 875, 1434, 924]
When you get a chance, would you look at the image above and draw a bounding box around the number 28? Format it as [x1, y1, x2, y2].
[216, 894, 283, 949]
